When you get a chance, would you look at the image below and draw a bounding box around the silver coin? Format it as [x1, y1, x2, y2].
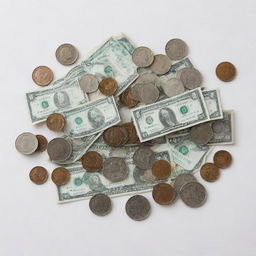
[133, 147, 155, 170]
[47, 138, 72, 162]
[149, 54, 172, 75]
[130, 83, 143, 101]
[125, 195, 151, 221]
[180, 182, 207, 208]
[161, 78, 185, 97]
[55, 43, 78, 66]
[103, 157, 129, 182]
[79, 74, 99, 93]
[179, 67, 202, 89]
[173, 173, 197, 193]
[132, 46, 154, 67]
[211, 120, 226, 134]
[138, 82, 159, 104]
[165, 38, 188, 60]
[190, 123, 214, 145]
[89, 193, 112, 216]
[15, 132, 38, 155]
[136, 72, 163, 88]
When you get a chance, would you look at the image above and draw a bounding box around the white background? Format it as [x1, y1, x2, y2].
[0, 0, 255, 255]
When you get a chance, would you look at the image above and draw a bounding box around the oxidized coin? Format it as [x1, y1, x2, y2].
[82, 151, 103, 172]
[103, 126, 125, 147]
[190, 123, 214, 145]
[138, 82, 159, 104]
[15, 132, 38, 155]
[29, 166, 48, 185]
[165, 38, 188, 60]
[133, 147, 156, 170]
[55, 43, 78, 65]
[151, 160, 172, 179]
[99, 77, 118, 96]
[32, 66, 54, 86]
[122, 122, 140, 144]
[149, 54, 172, 75]
[173, 173, 197, 193]
[213, 150, 232, 168]
[103, 157, 129, 182]
[200, 163, 220, 182]
[36, 135, 48, 152]
[125, 195, 151, 221]
[51, 167, 70, 186]
[47, 138, 72, 162]
[119, 88, 139, 108]
[180, 182, 206, 208]
[216, 62, 236, 82]
[161, 78, 185, 97]
[152, 183, 176, 205]
[89, 193, 112, 216]
[179, 67, 202, 89]
[79, 74, 99, 93]
[132, 46, 154, 67]
[46, 113, 65, 132]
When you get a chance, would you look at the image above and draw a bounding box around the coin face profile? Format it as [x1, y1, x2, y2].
[32, 66, 54, 86]
[165, 38, 188, 60]
[79, 74, 99, 94]
[89, 193, 112, 216]
[46, 113, 65, 132]
[55, 43, 78, 66]
[149, 54, 172, 75]
[51, 167, 70, 186]
[132, 46, 154, 68]
[216, 62, 236, 82]
[47, 138, 72, 162]
[99, 77, 118, 96]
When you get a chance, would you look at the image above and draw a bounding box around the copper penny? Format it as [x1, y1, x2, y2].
[51, 167, 70, 186]
[103, 126, 124, 147]
[151, 160, 172, 179]
[36, 135, 48, 152]
[213, 150, 232, 168]
[200, 163, 220, 182]
[152, 183, 176, 205]
[32, 66, 54, 86]
[82, 151, 103, 172]
[119, 126, 129, 146]
[119, 88, 139, 108]
[122, 122, 140, 144]
[46, 113, 65, 132]
[216, 62, 236, 82]
[99, 77, 118, 96]
[29, 166, 48, 185]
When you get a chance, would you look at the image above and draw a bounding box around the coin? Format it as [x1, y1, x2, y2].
[161, 78, 185, 97]
[32, 66, 54, 86]
[213, 150, 232, 168]
[47, 138, 72, 162]
[130, 83, 144, 101]
[180, 182, 206, 208]
[190, 123, 214, 145]
[149, 54, 172, 75]
[136, 72, 163, 88]
[46, 113, 65, 132]
[103, 126, 125, 147]
[138, 82, 159, 104]
[36, 135, 48, 152]
[133, 147, 156, 170]
[132, 46, 154, 67]
[15, 132, 38, 155]
[200, 163, 220, 182]
[119, 88, 139, 108]
[51, 167, 70, 186]
[103, 157, 129, 182]
[152, 183, 176, 205]
[179, 67, 202, 89]
[29, 166, 48, 185]
[173, 173, 197, 193]
[82, 151, 103, 172]
[99, 77, 118, 96]
[216, 62, 236, 82]
[89, 193, 112, 216]
[165, 39, 188, 60]
[79, 74, 99, 93]
[122, 122, 140, 144]
[119, 126, 129, 145]
[151, 160, 172, 179]
[55, 43, 78, 65]
[125, 195, 151, 221]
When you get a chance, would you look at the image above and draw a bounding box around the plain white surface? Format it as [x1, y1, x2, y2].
[0, 0, 255, 255]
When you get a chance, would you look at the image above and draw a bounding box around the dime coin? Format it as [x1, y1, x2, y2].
[99, 77, 118, 96]
[29, 166, 48, 185]
[119, 88, 139, 108]
[216, 62, 236, 82]
[82, 151, 103, 172]
[15, 132, 38, 155]
[89, 193, 112, 216]
[200, 163, 220, 182]
[133, 147, 156, 170]
[46, 113, 65, 132]
[179, 67, 202, 89]
[165, 38, 188, 60]
[149, 54, 172, 75]
[125, 195, 151, 221]
[151, 160, 172, 179]
[190, 123, 214, 145]
[122, 122, 140, 144]
[103, 126, 125, 147]
[132, 46, 154, 67]
[173, 173, 197, 193]
[152, 183, 176, 205]
[51, 167, 70, 186]
[213, 150, 232, 168]
[138, 82, 159, 104]
[55, 43, 78, 65]
[32, 66, 54, 86]
[47, 138, 72, 162]
[161, 78, 185, 97]
[36, 135, 48, 152]
[79, 74, 99, 93]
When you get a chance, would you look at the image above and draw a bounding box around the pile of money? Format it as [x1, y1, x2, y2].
[16, 34, 236, 221]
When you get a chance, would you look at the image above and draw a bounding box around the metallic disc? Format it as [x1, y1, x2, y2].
[165, 38, 188, 60]
[179, 67, 202, 89]
[149, 54, 172, 75]
[15, 132, 38, 155]
[173, 173, 197, 193]
[89, 193, 112, 216]
[138, 82, 159, 104]
[133, 147, 156, 170]
[79, 74, 99, 93]
[190, 123, 214, 145]
[132, 46, 154, 67]
[55, 43, 78, 66]
[161, 78, 185, 97]
[47, 138, 72, 162]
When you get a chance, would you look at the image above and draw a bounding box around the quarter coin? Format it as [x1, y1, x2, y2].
[82, 151, 103, 172]
[32, 66, 54, 86]
[15, 132, 38, 155]
[152, 183, 176, 205]
[133, 147, 155, 170]
[55, 43, 78, 65]
[51, 167, 70, 186]
[173, 173, 197, 193]
[150, 54, 171, 75]
[132, 46, 154, 67]
[99, 77, 118, 96]
[29, 166, 48, 185]
[89, 193, 112, 216]
[46, 113, 65, 132]
[216, 62, 236, 82]
[200, 163, 220, 182]
[190, 123, 214, 145]
[179, 67, 202, 89]
[213, 150, 232, 168]
[165, 38, 188, 60]
[138, 82, 159, 104]
[47, 138, 72, 162]
[79, 74, 99, 93]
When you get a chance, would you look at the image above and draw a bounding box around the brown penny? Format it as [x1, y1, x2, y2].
[151, 160, 172, 179]
[32, 66, 54, 86]
[82, 151, 103, 172]
[152, 183, 176, 205]
[213, 150, 232, 168]
[51, 167, 70, 186]
[103, 126, 125, 147]
[36, 135, 48, 152]
[119, 88, 139, 108]
[122, 122, 140, 144]
[216, 62, 236, 82]
[29, 166, 48, 185]
[119, 126, 129, 146]
[46, 113, 65, 132]
[200, 163, 220, 182]
[99, 77, 118, 96]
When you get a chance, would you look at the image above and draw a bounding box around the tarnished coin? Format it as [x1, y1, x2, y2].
[200, 163, 220, 182]
[161, 78, 185, 97]
[133, 147, 156, 170]
[47, 138, 72, 162]
[103, 126, 125, 147]
[79, 74, 99, 93]
[190, 123, 214, 145]
[125, 195, 151, 221]
[46, 113, 65, 132]
[165, 38, 188, 60]
[36, 135, 48, 152]
[15, 132, 38, 155]
[213, 150, 232, 168]
[152, 183, 176, 205]
[103, 157, 129, 182]
[55, 43, 78, 66]
[151, 160, 172, 179]
[99, 77, 118, 96]
[89, 193, 112, 216]
[149, 54, 172, 75]
[216, 62, 236, 82]
[173, 173, 197, 193]
[119, 88, 139, 108]
[32, 66, 54, 86]
[51, 167, 70, 186]
[180, 182, 206, 208]
[132, 46, 154, 67]
[179, 67, 202, 89]
[29, 166, 48, 185]
[138, 82, 159, 104]
[82, 151, 103, 172]
[122, 122, 140, 144]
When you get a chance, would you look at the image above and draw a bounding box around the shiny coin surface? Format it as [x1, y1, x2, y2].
[15, 132, 38, 155]
[161, 78, 185, 97]
[82, 151, 103, 172]
[200, 163, 220, 182]
[89, 193, 112, 216]
[138, 82, 159, 104]
[99, 77, 118, 96]
[216, 61, 236, 82]
[29, 166, 48, 185]
[190, 123, 214, 145]
[151, 160, 172, 179]
[119, 88, 139, 108]
[46, 113, 65, 132]
[179, 67, 202, 89]
[165, 38, 188, 60]
[32, 66, 54, 86]
[103, 126, 125, 147]
[152, 183, 176, 205]
[149, 54, 172, 75]
[51, 167, 70, 186]
[132, 46, 154, 67]
[36, 135, 48, 152]
[133, 147, 156, 170]
[79, 74, 99, 93]
[55, 43, 78, 65]
[47, 138, 72, 162]
[173, 173, 197, 193]
[213, 150, 232, 168]
[122, 122, 140, 145]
